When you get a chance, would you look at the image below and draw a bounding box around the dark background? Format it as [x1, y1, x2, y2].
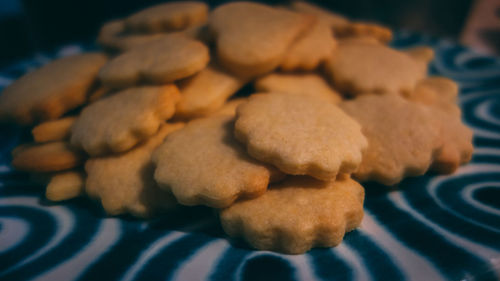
[0, 0, 474, 67]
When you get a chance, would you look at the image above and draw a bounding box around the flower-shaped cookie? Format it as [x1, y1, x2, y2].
[153, 116, 283, 209]
[220, 175, 365, 254]
[235, 92, 366, 180]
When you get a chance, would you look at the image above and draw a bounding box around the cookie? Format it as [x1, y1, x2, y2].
[174, 64, 247, 119]
[153, 116, 284, 209]
[210, 98, 248, 117]
[234, 92, 367, 180]
[86, 123, 183, 217]
[333, 22, 393, 44]
[290, 1, 349, 28]
[280, 18, 337, 71]
[254, 73, 342, 103]
[124, 2, 208, 33]
[99, 34, 209, 88]
[220, 175, 365, 254]
[0, 53, 107, 124]
[12, 142, 85, 172]
[324, 41, 427, 96]
[406, 77, 460, 115]
[209, 2, 312, 77]
[431, 108, 473, 174]
[46, 170, 85, 201]
[340, 94, 441, 185]
[32, 116, 76, 143]
[71, 85, 180, 156]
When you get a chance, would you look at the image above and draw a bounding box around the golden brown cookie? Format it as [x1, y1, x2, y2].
[325, 41, 427, 96]
[404, 46, 435, 64]
[0, 53, 107, 124]
[46, 170, 86, 201]
[406, 77, 460, 115]
[290, 1, 349, 28]
[209, 2, 312, 77]
[86, 123, 183, 217]
[333, 22, 393, 44]
[340, 94, 441, 185]
[174, 64, 247, 119]
[32, 116, 76, 143]
[11, 142, 85, 172]
[280, 18, 337, 71]
[153, 116, 283, 209]
[124, 2, 209, 33]
[254, 73, 342, 103]
[235, 92, 367, 180]
[99, 34, 209, 88]
[220, 175, 365, 254]
[71, 85, 179, 156]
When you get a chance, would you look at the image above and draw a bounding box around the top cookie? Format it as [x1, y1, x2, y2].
[0, 53, 107, 124]
[209, 2, 312, 77]
[125, 1, 208, 33]
[99, 34, 209, 88]
[235, 92, 367, 180]
[325, 41, 427, 96]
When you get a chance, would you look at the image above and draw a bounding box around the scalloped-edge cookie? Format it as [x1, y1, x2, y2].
[12, 142, 85, 172]
[234, 92, 367, 180]
[280, 18, 337, 71]
[255, 73, 342, 103]
[324, 41, 427, 96]
[0, 53, 107, 124]
[174, 64, 248, 119]
[340, 94, 441, 185]
[209, 2, 312, 77]
[124, 1, 208, 33]
[46, 170, 86, 201]
[71, 85, 180, 156]
[153, 116, 284, 209]
[32, 116, 76, 143]
[290, 1, 349, 28]
[99, 34, 209, 88]
[86, 123, 183, 217]
[220, 175, 365, 254]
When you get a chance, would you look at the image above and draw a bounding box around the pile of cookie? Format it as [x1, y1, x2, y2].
[0, 1, 473, 254]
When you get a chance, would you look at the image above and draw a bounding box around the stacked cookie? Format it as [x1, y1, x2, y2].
[0, 1, 473, 254]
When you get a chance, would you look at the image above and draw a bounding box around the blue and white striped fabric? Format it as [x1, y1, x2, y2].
[0, 33, 499, 281]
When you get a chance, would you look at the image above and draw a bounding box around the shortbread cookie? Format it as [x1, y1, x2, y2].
[431, 108, 473, 174]
[290, 1, 349, 28]
[32, 116, 76, 143]
[254, 73, 342, 103]
[210, 98, 248, 117]
[333, 22, 393, 44]
[175, 64, 247, 119]
[280, 18, 337, 71]
[46, 170, 85, 201]
[124, 2, 208, 33]
[12, 142, 85, 172]
[325, 41, 427, 96]
[153, 116, 283, 209]
[209, 2, 312, 77]
[406, 77, 460, 115]
[340, 95, 441, 185]
[220, 175, 365, 254]
[99, 34, 209, 88]
[235, 93, 367, 180]
[86, 123, 183, 217]
[0, 53, 107, 124]
[71, 85, 179, 156]
[404, 46, 435, 64]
